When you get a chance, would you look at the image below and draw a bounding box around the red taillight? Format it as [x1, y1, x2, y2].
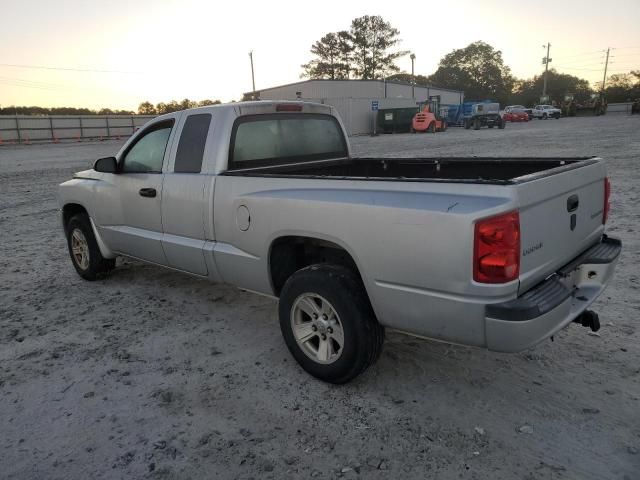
[473, 211, 520, 284]
[603, 177, 611, 224]
[276, 104, 303, 112]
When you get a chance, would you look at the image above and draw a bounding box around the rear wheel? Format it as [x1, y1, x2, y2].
[428, 122, 436, 133]
[66, 214, 115, 281]
[279, 265, 384, 384]
[473, 118, 481, 130]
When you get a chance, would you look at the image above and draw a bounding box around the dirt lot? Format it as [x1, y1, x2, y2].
[1, 115, 639, 480]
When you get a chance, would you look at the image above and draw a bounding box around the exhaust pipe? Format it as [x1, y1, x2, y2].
[574, 310, 600, 332]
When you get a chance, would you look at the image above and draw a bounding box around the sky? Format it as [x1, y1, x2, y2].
[1, 0, 639, 110]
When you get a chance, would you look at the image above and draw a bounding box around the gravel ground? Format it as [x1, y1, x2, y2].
[1, 115, 639, 480]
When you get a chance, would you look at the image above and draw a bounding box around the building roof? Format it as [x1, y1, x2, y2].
[245, 78, 464, 96]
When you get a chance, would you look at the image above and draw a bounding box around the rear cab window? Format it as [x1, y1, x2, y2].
[228, 113, 347, 170]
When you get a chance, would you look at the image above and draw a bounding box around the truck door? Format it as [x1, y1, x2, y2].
[160, 112, 213, 276]
[94, 118, 176, 265]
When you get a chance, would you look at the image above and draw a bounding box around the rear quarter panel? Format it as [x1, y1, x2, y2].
[213, 176, 518, 345]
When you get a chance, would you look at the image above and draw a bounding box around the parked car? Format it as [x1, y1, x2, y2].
[533, 105, 562, 119]
[503, 107, 530, 122]
[504, 105, 533, 117]
[59, 101, 621, 383]
[463, 102, 505, 129]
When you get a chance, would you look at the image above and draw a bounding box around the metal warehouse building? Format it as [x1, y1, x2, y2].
[249, 79, 464, 135]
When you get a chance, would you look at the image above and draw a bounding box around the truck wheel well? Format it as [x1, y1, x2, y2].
[269, 236, 361, 297]
[62, 203, 88, 233]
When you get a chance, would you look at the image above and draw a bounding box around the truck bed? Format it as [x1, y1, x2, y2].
[222, 157, 598, 184]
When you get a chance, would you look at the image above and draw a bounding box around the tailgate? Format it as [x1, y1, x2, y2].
[516, 160, 607, 293]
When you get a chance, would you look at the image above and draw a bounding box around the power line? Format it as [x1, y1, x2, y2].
[609, 62, 640, 67]
[0, 63, 140, 74]
[557, 62, 605, 68]
[551, 49, 605, 60]
[0, 77, 70, 91]
[0, 80, 66, 91]
[552, 60, 604, 68]
[553, 65, 604, 72]
[0, 75, 67, 88]
[553, 54, 605, 64]
[609, 53, 640, 58]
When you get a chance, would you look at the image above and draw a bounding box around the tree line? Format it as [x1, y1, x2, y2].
[0, 98, 223, 116]
[0, 106, 135, 115]
[137, 98, 222, 115]
[301, 16, 640, 106]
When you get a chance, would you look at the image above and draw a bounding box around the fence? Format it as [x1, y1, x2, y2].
[607, 102, 635, 114]
[0, 115, 156, 145]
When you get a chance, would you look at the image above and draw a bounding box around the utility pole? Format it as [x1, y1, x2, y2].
[248, 51, 256, 98]
[410, 53, 416, 99]
[542, 42, 552, 100]
[601, 47, 610, 93]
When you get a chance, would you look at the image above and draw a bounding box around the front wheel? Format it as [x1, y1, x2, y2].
[428, 122, 436, 133]
[66, 214, 115, 280]
[499, 119, 506, 129]
[279, 265, 384, 384]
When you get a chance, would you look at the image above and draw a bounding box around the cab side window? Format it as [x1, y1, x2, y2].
[174, 114, 212, 173]
[121, 121, 174, 173]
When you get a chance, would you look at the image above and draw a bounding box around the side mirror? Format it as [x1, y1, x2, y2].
[94, 156, 118, 173]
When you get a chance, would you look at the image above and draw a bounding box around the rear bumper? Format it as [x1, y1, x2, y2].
[485, 235, 621, 352]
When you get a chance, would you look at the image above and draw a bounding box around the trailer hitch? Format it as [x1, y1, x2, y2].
[573, 310, 601, 332]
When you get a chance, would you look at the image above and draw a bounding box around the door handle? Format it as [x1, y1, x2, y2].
[139, 188, 157, 198]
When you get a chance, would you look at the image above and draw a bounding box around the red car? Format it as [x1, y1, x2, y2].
[503, 107, 530, 122]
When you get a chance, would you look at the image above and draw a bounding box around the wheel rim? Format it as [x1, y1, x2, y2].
[71, 228, 90, 270]
[290, 293, 344, 365]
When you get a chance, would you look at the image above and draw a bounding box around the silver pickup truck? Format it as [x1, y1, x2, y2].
[58, 101, 621, 383]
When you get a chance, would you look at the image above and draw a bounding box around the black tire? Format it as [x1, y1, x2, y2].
[66, 213, 115, 281]
[499, 119, 506, 129]
[464, 120, 471, 130]
[428, 122, 436, 133]
[554, 113, 560, 119]
[473, 118, 481, 130]
[441, 121, 448, 132]
[543, 113, 548, 120]
[279, 264, 384, 384]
